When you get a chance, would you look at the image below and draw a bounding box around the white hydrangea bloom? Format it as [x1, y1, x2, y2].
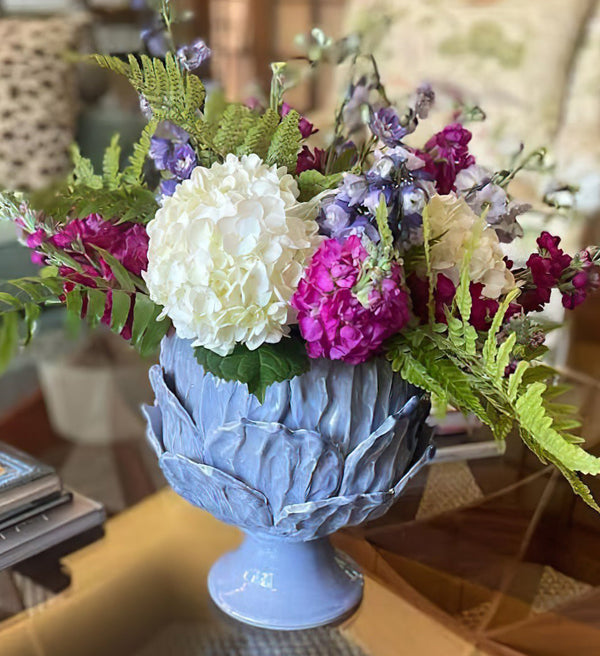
[426, 194, 515, 299]
[143, 154, 320, 356]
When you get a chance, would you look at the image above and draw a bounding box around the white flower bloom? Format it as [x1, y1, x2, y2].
[426, 194, 515, 299]
[143, 154, 321, 356]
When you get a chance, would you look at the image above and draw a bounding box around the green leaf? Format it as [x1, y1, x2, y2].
[214, 104, 257, 155]
[86, 289, 107, 328]
[110, 290, 132, 335]
[194, 337, 310, 402]
[482, 288, 520, 369]
[66, 288, 83, 319]
[238, 108, 281, 159]
[92, 53, 206, 145]
[91, 246, 137, 293]
[69, 144, 102, 189]
[266, 109, 302, 173]
[123, 120, 158, 186]
[493, 332, 517, 383]
[0, 313, 19, 373]
[515, 383, 600, 475]
[375, 195, 393, 250]
[507, 360, 529, 401]
[103, 134, 122, 189]
[297, 170, 343, 202]
[130, 293, 158, 347]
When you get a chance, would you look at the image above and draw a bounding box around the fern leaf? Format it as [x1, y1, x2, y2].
[91, 54, 131, 77]
[69, 144, 102, 189]
[482, 288, 520, 368]
[123, 119, 158, 185]
[516, 383, 600, 475]
[102, 134, 122, 189]
[507, 360, 529, 401]
[492, 332, 517, 383]
[214, 104, 257, 155]
[266, 110, 302, 173]
[238, 108, 280, 159]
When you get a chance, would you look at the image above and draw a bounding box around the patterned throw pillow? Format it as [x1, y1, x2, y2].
[0, 16, 87, 191]
[342, 0, 595, 170]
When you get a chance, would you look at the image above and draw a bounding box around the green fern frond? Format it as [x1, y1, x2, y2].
[238, 108, 281, 159]
[92, 53, 206, 142]
[266, 109, 302, 173]
[515, 383, 600, 475]
[69, 144, 102, 190]
[213, 104, 257, 155]
[103, 134, 122, 189]
[123, 119, 158, 185]
[90, 54, 130, 77]
[482, 288, 520, 370]
[0, 276, 65, 374]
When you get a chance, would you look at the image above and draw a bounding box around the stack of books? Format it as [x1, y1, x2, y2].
[0, 443, 105, 570]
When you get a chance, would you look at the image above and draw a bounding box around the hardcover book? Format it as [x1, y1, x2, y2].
[0, 443, 62, 523]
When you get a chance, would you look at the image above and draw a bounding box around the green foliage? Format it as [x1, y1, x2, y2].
[194, 336, 310, 402]
[238, 108, 281, 160]
[0, 276, 64, 374]
[123, 120, 158, 186]
[385, 228, 600, 510]
[92, 53, 206, 141]
[0, 313, 19, 373]
[213, 104, 256, 155]
[297, 170, 343, 202]
[64, 287, 170, 358]
[266, 109, 302, 173]
[33, 125, 159, 224]
[375, 195, 393, 251]
[386, 298, 600, 509]
[35, 185, 159, 226]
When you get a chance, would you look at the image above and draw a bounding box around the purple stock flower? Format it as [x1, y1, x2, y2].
[149, 137, 172, 170]
[168, 143, 196, 179]
[159, 178, 179, 197]
[455, 165, 526, 243]
[291, 236, 411, 364]
[370, 107, 407, 147]
[177, 39, 212, 71]
[414, 84, 435, 119]
[149, 122, 196, 186]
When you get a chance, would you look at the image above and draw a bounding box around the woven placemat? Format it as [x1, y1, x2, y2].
[134, 620, 368, 656]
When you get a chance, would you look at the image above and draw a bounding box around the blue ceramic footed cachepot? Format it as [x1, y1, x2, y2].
[144, 334, 434, 630]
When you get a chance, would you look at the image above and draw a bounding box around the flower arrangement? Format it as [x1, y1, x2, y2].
[1, 13, 600, 509]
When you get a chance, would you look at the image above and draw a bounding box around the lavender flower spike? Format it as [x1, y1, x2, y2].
[177, 39, 212, 71]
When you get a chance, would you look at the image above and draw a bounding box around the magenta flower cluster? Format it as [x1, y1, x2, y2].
[291, 236, 411, 364]
[27, 214, 148, 338]
[519, 232, 573, 312]
[418, 123, 475, 194]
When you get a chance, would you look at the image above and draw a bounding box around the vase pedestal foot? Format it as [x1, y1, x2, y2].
[208, 533, 363, 631]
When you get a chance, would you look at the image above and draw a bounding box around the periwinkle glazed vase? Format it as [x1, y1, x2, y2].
[143, 334, 434, 630]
